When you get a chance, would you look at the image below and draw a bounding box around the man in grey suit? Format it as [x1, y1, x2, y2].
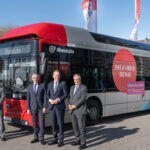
[44, 70, 68, 147]
[27, 73, 45, 145]
[68, 74, 87, 149]
[0, 87, 7, 141]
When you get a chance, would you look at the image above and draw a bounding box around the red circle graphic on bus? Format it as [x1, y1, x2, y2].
[112, 49, 137, 93]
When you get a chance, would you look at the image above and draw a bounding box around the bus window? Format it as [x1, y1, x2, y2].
[0, 39, 38, 99]
[136, 56, 150, 89]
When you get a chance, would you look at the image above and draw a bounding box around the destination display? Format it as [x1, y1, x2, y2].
[0, 43, 32, 55]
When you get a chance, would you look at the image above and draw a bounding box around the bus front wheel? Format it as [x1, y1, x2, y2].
[86, 99, 101, 125]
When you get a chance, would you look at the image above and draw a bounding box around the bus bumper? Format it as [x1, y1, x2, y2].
[4, 116, 29, 126]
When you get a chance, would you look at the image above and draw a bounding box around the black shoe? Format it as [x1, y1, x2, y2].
[71, 141, 80, 146]
[40, 140, 45, 145]
[58, 142, 64, 147]
[48, 140, 58, 145]
[1, 137, 6, 141]
[30, 138, 39, 143]
[79, 144, 87, 149]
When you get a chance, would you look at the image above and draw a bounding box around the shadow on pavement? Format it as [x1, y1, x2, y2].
[5, 123, 32, 140]
[5, 110, 148, 145]
[63, 110, 145, 146]
[44, 123, 73, 143]
[86, 125, 139, 148]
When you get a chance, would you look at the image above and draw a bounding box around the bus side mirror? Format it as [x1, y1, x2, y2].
[40, 52, 46, 75]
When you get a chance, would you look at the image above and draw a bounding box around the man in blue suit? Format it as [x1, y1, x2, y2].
[27, 73, 45, 145]
[44, 70, 68, 147]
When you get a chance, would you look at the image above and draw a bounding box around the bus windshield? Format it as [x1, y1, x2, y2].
[0, 39, 38, 99]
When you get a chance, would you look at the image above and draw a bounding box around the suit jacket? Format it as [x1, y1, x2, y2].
[27, 83, 45, 111]
[68, 84, 87, 115]
[45, 81, 68, 110]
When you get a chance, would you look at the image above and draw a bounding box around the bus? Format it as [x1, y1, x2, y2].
[0, 22, 150, 127]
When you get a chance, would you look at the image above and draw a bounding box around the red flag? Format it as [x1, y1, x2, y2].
[82, 0, 97, 10]
[135, 0, 140, 23]
[130, 0, 140, 40]
[81, 0, 97, 32]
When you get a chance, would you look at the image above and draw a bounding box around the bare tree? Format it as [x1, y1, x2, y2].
[0, 24, 17, 37]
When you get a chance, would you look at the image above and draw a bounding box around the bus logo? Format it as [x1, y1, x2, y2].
[49, 46, 56, 53]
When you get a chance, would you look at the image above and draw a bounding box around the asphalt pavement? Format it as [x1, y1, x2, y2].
[1, 111, 150, 150]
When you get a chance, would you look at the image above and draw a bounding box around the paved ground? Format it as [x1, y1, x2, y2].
[1, 111, 150, 150]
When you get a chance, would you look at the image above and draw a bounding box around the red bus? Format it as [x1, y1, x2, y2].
[1, 22, 150, 126]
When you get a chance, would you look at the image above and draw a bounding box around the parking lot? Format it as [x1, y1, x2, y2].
[1, 111, 150, 150]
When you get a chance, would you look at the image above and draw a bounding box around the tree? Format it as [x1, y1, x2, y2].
[0, 24, 17, 37]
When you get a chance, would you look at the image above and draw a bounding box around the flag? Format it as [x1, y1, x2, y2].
[81, 0, 97, 32]
[130, 0, 140, 40]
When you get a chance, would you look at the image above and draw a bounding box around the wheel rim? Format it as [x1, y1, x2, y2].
[88, 106, 98, 121]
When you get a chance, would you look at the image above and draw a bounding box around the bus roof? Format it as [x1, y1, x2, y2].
[1, 22, 150, 51]
[0, 22, 67, 46]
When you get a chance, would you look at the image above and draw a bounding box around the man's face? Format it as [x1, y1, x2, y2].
[32, 74, 39, 84]
[53, 71, 60, 82]
[73, 76, 81, 85]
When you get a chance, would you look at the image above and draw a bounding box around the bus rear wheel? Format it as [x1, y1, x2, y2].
[86, 99, 101, 125]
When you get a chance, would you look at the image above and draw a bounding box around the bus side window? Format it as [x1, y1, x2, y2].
[93, 68, 105, 91]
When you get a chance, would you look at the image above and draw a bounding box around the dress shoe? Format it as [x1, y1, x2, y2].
[58, 142, 64, 147]
[40, 140, 45, 145]
[71, 141, 80, 146]
[79, 144, 87, 149]
[1, 137, 6, 141]
[48, 140, 58, 145]
[30, 138, 39, 143]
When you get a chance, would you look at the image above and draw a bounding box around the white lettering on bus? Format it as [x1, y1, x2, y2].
[119, 72, 131, 78]
[57, 48, 74, 54]
[114, 64, 135, 71]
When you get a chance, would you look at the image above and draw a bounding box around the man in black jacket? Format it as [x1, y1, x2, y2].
[44, 70, 68, 147]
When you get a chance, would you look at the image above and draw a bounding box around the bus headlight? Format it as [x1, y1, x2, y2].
[13, 93, 19, 98]
[25, 121, 28, 125]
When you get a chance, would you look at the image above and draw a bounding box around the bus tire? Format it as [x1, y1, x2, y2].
[86, 99, 101, 125]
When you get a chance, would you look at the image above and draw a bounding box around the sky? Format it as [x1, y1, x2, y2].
[0, 0, 150, 40]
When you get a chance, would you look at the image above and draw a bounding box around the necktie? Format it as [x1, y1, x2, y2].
[34, 84, 37, 93]
[54, 82, 58, 93]
[73, 85, 78, 95]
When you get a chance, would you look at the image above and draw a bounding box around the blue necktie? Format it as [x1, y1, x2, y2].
[34, 84, 37, 93]
[54, 82, 58, 93]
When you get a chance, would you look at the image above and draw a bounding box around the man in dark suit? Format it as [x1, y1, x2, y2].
[68, 74, 87, 149]
[27, 73, 45, 145]
[44, 70, 67, 147]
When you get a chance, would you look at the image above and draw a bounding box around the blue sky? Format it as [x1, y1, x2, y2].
[0, 0, 150, 40]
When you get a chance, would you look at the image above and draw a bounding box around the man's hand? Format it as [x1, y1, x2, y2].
[49, 99, 55, 105]
[68, 105, 76, 110]
[49, 98, 60, 105]
[27, 109, 30, 115]
[68, 105, 72, 110]
[53, 98, 60, 104]
[43, 108, 46, 113]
